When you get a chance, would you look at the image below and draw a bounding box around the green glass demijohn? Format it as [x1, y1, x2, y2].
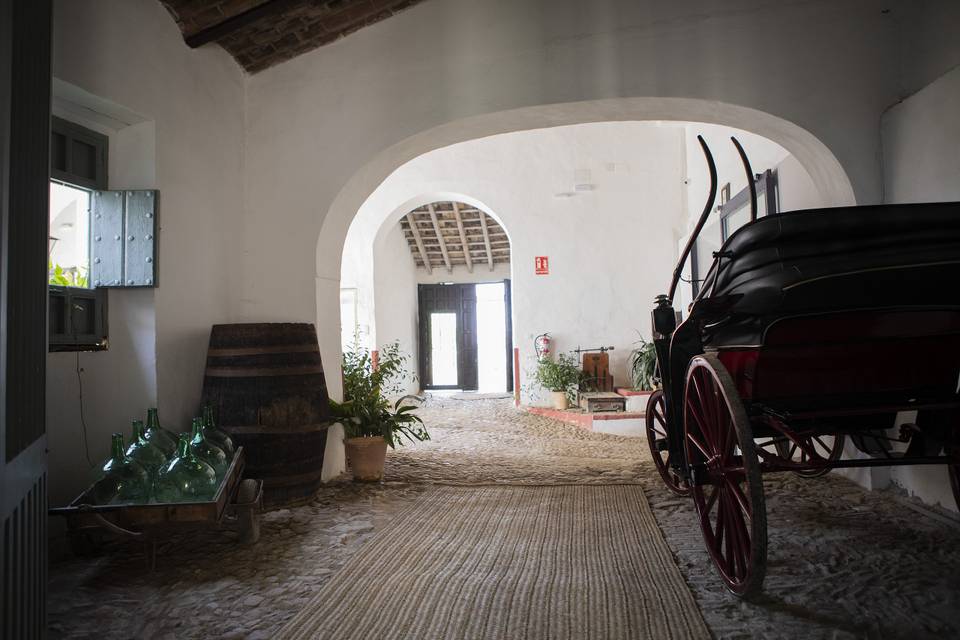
[154, 434, 218, 503]
[201, 404, 235, 458]
[125, 419, 168, 483]
[189, 417, 229, 478]
[142, 407, 178, 458]
[96, 433, 151, 505]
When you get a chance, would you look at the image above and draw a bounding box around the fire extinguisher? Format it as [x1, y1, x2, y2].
[534, 333, 552, 360]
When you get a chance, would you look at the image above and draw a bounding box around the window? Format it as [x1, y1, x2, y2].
[690, 170, 778, 297]
[49, 117, 108, 351]
[48, 117, 159, 351]
[720, 170, 778, 242]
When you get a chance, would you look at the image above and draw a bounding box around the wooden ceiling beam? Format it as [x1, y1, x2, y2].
[451, 202, 473, 273]
[184, 0, 301, 48]
[405, 213, 432, 274]
[427, 203, 453, 273]
[478, 213, 495, 271]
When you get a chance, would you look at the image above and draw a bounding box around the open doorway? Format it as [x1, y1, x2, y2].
[418, 280, 512, 392]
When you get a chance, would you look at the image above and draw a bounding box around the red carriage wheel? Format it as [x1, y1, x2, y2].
[683, 354, 767, 599]
[645, 389, 690, 496]
[774, 434, 846, 478]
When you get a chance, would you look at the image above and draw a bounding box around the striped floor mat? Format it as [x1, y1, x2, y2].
[277, 485, 709, 640]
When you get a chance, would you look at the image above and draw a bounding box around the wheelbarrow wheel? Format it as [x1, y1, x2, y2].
[683, 354, 767, 600]
[774, 434, 845, 478]
[645, 389, 689, 495]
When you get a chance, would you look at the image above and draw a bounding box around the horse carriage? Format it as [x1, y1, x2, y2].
[645, 135, 960, 598]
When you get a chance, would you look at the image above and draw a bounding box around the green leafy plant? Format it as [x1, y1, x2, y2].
[329, 341, 429, 448]
[629, 336, 658, 391]
[532, 352, 583, 392]
[49, 260, 89, 288]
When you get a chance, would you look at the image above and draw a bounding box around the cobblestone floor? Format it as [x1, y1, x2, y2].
[48, 396, 960, 639]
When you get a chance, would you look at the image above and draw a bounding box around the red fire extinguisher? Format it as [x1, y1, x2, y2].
[535, 333, 552, 360]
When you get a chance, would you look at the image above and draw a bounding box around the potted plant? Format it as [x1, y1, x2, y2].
[629, 336, 658, 391]
[533, 352, 583, 410]
[329, 342, 429, 482]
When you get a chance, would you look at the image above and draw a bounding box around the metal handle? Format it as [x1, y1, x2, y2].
[668, 135, 717, 302]
[731, 136, 757, 223]
[91, 513, 143, 538]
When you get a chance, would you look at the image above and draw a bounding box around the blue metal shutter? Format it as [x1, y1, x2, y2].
[91, 189, 158, 288]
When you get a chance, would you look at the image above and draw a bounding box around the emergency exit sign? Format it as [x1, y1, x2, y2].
[535, 256, 549, 275]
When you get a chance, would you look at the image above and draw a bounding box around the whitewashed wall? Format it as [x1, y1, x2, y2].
[48, 0, 245, 507]
[346, 122, 689, 405]
[880, 65, 960, 512]
[372, 224, 420, 395]
[351, 122, 825, 406]
[882, 65, 960, 204]
[47, 0, 960, 501]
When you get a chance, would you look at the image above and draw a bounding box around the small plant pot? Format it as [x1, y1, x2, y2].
[551, 391, 569, 410]
[344, 436, 388, 482]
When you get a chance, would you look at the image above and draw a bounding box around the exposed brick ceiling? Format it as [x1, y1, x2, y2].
[161, 0, 426, 74]
[400, 202, 510, 274]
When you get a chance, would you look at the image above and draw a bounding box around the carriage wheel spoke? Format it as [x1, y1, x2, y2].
[725, 477, 752, 521]
[686, 430, 711, 460]
[812, 435, 830, 455]
[714, 494, 726, 552]
[705, 484, 720, 515]
[692, 374, 717, 446]
[688, 379, 713, 444]
[727, 492, 751, 579]
[721, 415, 735, 464]
[653, 407, 666, 425]
[647, 390, 689, 496]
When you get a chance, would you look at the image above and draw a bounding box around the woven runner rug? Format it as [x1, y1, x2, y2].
[276, 485, 709, 640]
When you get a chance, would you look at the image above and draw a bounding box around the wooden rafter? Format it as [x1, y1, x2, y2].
[478, 212, 495, 271]
[399, 202, 510, 271]
[451, 202, 473, 273]
[405, 213, 432, 274]
[183, 0, 301, 48]
[428, 203, 452, 273]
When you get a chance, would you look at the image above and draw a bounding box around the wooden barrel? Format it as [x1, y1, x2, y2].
[200, 323, 331, 508]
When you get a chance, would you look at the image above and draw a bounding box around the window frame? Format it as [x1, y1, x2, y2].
[690, 169, 778, 298]
[49, 117, 109, 352]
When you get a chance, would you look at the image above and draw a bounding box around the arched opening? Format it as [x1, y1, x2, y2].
[317, 98, 856, 408]
[341, 196, 514, 396]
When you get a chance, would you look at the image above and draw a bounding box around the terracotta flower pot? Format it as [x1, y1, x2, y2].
[344, 436, 388, 482]
[551, 391, 569, 410]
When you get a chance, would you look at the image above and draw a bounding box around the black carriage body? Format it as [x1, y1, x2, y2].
[661, 201, 960, 476]
[646, 135, 960, 599]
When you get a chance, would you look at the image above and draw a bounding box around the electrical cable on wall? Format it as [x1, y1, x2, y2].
[72, 303, 95, 468]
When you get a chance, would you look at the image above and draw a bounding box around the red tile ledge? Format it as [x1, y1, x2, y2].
[616, 388, 654, 397]
[521, 406, 645, 429]
[522, 406, 593, 429]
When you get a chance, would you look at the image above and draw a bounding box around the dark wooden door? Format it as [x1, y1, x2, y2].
[504, 279, 513, 392]
[1, 1, 52, 637]
[418, 284, 479, 390]
[458, 285, 478, 391]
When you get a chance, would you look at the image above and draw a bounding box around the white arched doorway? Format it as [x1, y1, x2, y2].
[341, 194, 514, 396]
[318, 109, 855, 480]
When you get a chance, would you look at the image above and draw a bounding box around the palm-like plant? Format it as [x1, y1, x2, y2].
[629, 336, 658, 391]
[330, 341, 429, 448]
